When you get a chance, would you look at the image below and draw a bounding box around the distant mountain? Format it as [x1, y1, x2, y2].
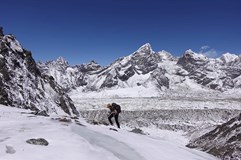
[38, 57, 103, 91]
[177, 50, 241, 91]
[38, 43, 241, 98]
[187, 113, 241, 160]
[0, 27, 78, 116]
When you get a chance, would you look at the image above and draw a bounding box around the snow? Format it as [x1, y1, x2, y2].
[0, 105, 218, 160]
[185, 49, 208, 61]
[219, 52, 238, 63]
[70, 85, 161, 99]
[3, 35, 23, 53]
[157, 50, 173, 60]
[135, 43, 153, 54]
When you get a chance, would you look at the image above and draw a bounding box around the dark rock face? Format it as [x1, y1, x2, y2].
[0, 31, 78, 116]
[187, 114, 241, 160]
[151, 68, 169, 89]
[177, 51, 208, 70]
[26, 138, 49, 146]
[0, 27, 4, 37]
[42, 75, 79, 115]
[117, 66, 135, 81]
[101, 73, 118, 88]
[23, 50, 41, 76]
[77, 60, 102, 73]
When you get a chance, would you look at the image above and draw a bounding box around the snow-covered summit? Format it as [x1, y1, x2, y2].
[134, 43, 153, 55]
[184, 49, 208, 61]
[157, 50, 175, 61]
[218, 52, 239, 64]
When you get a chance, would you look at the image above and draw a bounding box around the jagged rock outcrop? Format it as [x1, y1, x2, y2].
[177, 50, 241, 91]
[187, 113, 241, 160]
[0, 27, 78, 116]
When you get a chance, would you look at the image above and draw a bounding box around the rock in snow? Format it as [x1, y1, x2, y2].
[26, 138, 49, 146]
[5, 145, 16, 154]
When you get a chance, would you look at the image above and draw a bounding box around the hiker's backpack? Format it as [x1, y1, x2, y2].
[112, 103, 121, 113]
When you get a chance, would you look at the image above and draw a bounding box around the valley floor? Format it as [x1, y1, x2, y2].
[0, 105, 218, 160]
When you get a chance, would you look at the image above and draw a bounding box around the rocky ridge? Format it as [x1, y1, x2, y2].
[0, 28, 78, 116]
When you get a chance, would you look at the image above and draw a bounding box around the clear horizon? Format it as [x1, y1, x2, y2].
[1, 0, 241, 66]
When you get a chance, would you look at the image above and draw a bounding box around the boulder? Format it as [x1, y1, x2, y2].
[26, 138, 49, 146]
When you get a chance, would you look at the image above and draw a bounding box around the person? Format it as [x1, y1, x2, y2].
[106, 103, 121, 128]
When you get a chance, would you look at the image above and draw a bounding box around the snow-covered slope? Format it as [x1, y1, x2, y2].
[0, 29, 78, 116]
[187, 113, 241, 160]
[39, 43, 241, 99]
[0, 105, 218, 160]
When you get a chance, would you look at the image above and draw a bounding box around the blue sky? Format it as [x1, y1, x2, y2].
[1, 0, 241, 66]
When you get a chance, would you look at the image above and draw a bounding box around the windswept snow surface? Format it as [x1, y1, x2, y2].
[0, 105, 218, 160]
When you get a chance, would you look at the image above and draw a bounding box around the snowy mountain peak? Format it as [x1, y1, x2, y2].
[184, 49, 207, 61]
[135, 43, 153, 55]
[44, 57, 69, 70]
[157, 50, 174, 61]
[56, 56, 69, 65]
[87, 60, 99, 66]
[219, 52, 238, 64]
[185, 49, 195, 54]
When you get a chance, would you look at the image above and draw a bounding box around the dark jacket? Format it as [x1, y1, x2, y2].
[110, 103, 121, 114]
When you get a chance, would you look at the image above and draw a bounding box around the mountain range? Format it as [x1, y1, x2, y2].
[38, 43, 241, 99]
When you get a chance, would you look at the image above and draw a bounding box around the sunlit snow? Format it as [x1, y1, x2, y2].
[0, 105, 218, 160]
